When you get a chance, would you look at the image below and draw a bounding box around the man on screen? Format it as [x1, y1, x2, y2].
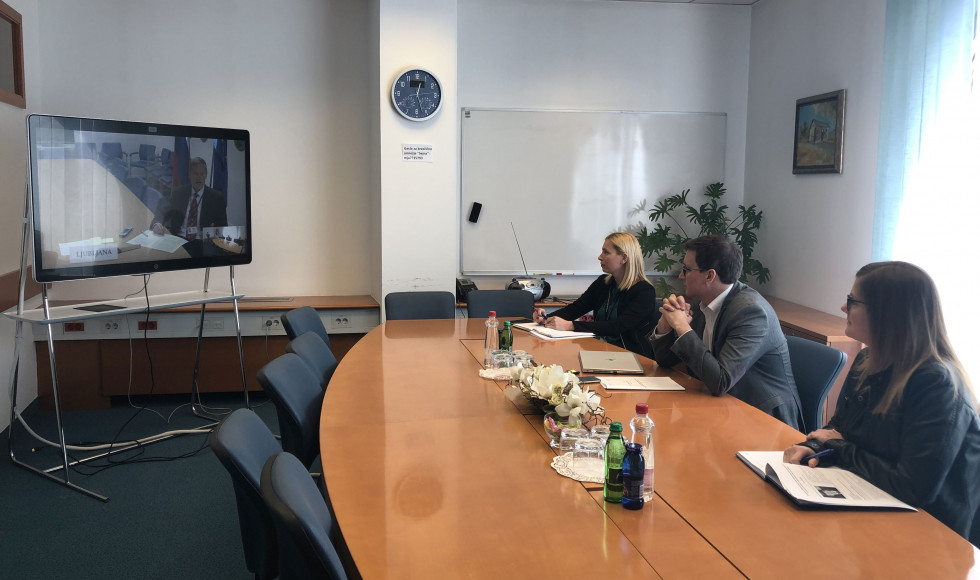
[151, 156, 227, 239]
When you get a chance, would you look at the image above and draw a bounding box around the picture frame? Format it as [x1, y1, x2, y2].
[793, 89, 845, 174]
[0, 0, 25, 109]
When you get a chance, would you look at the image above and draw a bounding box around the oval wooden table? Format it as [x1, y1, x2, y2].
[321, 319, 980, 579]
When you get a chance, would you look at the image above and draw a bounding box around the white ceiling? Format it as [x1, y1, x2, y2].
[607, 0, 759, 4]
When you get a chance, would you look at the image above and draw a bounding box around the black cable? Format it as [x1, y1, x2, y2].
[66, 430, 212, 476]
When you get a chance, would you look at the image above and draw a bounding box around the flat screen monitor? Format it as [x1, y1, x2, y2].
[27, 114, 252, 283]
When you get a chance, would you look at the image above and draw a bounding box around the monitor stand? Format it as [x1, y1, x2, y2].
[5, 183, 248, 501]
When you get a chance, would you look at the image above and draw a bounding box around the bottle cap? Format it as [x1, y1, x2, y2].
[625, 442, 642, 453]
[488, 310, 496, 317]
[504, 321, 511, 326]
[635, 403, 648, 414]
[609, 422, 622, 432]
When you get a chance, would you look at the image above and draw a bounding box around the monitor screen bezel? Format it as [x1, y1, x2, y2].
[27, 114, 252, 283]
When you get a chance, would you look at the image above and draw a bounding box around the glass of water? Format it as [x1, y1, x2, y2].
[559, 427, 590, 454]
[572, 438, 604, 480]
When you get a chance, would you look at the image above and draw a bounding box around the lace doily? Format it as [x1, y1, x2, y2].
[550, 452, 605, 484]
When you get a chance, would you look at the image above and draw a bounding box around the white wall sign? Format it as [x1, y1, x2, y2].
[402, 143, 433, 162]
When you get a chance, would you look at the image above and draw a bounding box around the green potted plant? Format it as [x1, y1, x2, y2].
[631, 182, 770, 297]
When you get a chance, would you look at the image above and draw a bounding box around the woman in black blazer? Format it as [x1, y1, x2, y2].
[533, 232, 658, 357]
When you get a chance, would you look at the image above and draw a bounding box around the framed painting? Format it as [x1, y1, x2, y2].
[0, 0, 25, 109]
[793, 89, 845, 174]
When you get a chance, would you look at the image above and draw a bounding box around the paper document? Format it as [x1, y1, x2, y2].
[529, 328, 594, 341]
[736, 450, 783, 479]
[600, 376, 684, 391]
[736, 451, 916, 510]
[512, 322, 593, 340]
[129, 231, 187, 253]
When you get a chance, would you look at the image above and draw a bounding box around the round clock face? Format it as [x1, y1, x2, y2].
[391, 68, 443, 121]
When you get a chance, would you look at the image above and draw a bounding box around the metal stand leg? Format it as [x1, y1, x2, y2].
[189, 266, 249, 417]
[229, 266, 250, 408]
[6, 183, 108, 501]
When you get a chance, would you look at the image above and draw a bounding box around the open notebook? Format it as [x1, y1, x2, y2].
[513, 322, 593, 341]
[736, 451, 915, 510]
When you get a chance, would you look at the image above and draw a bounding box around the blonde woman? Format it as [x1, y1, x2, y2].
[784, 262, 980, 542]
[532, 232, 657, 357]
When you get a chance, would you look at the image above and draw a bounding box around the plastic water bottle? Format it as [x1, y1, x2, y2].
[483, 310, 499, 368]
[621, 442, 645, 510]
[629, 403, 655, 501]
[603, 422, 626, 503]
[500, 320, 514, 352]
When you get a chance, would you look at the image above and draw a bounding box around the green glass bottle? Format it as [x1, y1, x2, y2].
[500, 320, 514, 352]
[604, 422, 626, 503]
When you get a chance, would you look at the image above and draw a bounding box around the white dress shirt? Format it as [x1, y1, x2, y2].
[700, 283, 734, 350]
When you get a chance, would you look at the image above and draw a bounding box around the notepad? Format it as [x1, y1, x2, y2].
[514, 322, 594, 341]
[599, 376, 685, 391]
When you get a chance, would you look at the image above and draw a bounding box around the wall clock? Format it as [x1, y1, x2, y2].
[391, 68, 443, 121]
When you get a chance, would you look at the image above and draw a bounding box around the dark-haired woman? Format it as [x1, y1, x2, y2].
[784, 261, 980, 543]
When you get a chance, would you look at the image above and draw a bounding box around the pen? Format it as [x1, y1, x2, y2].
[800, 448, 834, 465]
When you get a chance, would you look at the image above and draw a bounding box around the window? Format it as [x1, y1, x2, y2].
[873, 0, 980, 387]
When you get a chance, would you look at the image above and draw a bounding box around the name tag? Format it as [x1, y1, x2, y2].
[70, 244, 118, 263]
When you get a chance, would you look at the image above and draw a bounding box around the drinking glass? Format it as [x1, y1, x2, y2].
[490, 350, 513, 369]
[544, 412, 581, 448]
[572, 438, 604, 479]
[590, 424, 611, 446]
[559, 427, 590, 454]
[512, 351, 534, 370]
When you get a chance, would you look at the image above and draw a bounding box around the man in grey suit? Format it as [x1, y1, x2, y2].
[649, 235, 803, 429]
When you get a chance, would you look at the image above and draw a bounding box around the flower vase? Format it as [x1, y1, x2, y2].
[543, 411, 581, 449]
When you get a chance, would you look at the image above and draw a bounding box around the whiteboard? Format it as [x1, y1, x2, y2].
[460, 108, 726, 275]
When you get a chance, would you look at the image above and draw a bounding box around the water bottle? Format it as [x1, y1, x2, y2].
[603, 422, 626, 503]
[500, 320, 514, 352]
[621, 443, 645, 510]
[483, 310, 499, 368]
[629, 403, 655, 501]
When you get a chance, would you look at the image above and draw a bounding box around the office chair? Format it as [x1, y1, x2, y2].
[384, 291, 456, 320]
[281, 306, 331, 350]
[128, 143, 156, 174]
[99, 141, 124, 163]
[142, 186, 163, 214]
[465, 289, 535, 319]
[261, 452, 349, 580]
[285, 331, 338, 391]
[256, 353, 324, 469]
[124, 176, 147, 197]
[210, 408, 282, 580]
[785, 335, 847, 433]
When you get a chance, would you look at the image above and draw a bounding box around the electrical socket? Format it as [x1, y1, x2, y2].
[200, 319, 225, 331]
[64, 322, 85, 332]
[333, 314, 351, 329]
[263, 318, 281, 331]
[101, 319, 123, 333]
[138, 320, 158, 331]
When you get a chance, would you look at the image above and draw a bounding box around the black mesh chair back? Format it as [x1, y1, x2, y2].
[261, 452, 348, 580]
[785, 335, 847, 432]
[286, 331, 338, 391]
[281, 306, 331, 350]
[209, 409, 282, 580]
[465, 289, 534, 318]
[384, 291, 456, 320]
[256, 353, 324, 468]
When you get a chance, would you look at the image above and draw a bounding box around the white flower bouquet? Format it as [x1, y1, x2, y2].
[512, 363, 605, 424]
